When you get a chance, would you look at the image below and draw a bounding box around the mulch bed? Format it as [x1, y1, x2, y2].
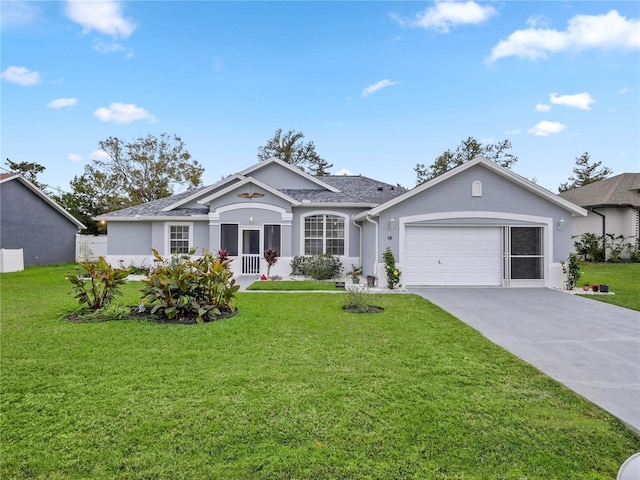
[342, 305, 384, 314]
[64, 306, 237, 324]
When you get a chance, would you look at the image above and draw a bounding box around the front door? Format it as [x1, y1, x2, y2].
[241, 229, 260, 274]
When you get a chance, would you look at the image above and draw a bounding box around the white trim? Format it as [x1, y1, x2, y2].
[1, 174, 86, 229]
[96, 215, 208, 222]
[354, 156, 588, 220]
[164, 222, 194, 256]
[209, 202, 292, 224]
[299, 210, 350, 257]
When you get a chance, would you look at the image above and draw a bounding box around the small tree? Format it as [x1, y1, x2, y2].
[383, 247, 401, 289]
[263, 248, 278, 277]
[558, 152, 612, 192]
[561, 253, 581, 290]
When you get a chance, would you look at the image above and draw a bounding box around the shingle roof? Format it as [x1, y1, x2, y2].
[97, 173, 407, 219]
[558, 173, 640, 208]
[96, 186, 211, 218]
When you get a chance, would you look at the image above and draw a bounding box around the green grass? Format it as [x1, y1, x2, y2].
[1, 264, 639, 479]
[246, 280, 344, 291]
[578, 262, 640, 311]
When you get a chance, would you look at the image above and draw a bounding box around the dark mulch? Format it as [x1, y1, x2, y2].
[342, 305, 384, 314]
[64, 306, 237, 324]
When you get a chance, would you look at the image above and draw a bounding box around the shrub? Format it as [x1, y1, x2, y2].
[66, 257, 130, 311]
[627, 238, 640, 263]
[264, 248, 278, 277]
[383, 247, 401, 289]
[141, 249, 240, 323]
[290, 254, 343, 280]
[561, 253, 581, 290]
[573, 233, 605, 262]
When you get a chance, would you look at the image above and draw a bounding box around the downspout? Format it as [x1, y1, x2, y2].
[365, 215, 379, 277]
[351, 217, 362, 268]
[590, 208, 606, 260]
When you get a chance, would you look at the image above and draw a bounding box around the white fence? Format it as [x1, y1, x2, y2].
[0, 248, 24, 273]
[76, 235, 108, 262]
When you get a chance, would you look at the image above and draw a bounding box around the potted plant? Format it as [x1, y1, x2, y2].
[350, 265, 362, 284]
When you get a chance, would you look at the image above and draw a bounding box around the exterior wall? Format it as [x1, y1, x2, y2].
[249, 162, 324, 190]
[570, 207, 637, 239]
[0, 180, 79, 265]
[106, 219, 209, 266]
[569, 206, 639, 259]
[368, 165, 577, 288]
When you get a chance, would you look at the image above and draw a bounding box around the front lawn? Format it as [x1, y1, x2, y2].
[579, 262, 640, 311]
[1, 265, 638, 479]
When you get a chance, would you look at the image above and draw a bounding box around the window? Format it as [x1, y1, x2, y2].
[510, 227, 543, 280]
[221, 224, 238, 256]
[304, 214, 344, 255]
[264, 224, 281, 252]
[169, 224, 191, 254]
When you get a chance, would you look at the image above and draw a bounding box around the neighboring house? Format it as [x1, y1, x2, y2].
[558, 173, 640, 256]
[96, 157, 586, 288]
[0, 173, 86, 266]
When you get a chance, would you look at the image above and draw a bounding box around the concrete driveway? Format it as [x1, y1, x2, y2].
[408, 287, 640, 433]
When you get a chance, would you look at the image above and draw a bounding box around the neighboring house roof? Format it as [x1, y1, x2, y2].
[0, 173, 87, 229]
[96, 160, 406, 220]
[355, 156, 588, 220]
[558, 173, 640, 209]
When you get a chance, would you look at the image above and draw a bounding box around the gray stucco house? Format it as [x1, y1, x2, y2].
[0, 173, 86, 266]
[96, 157, 586, 288]
[558, 173, 640, 258]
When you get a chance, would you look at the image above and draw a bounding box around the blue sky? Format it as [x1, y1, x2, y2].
[1, 1, 638, 194]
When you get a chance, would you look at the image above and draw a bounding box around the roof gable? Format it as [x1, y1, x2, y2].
[0, 174, 86, 229]
[197, 177, 300, 206]
[240, 157, 340, 192]
[355, 156, 587, 219]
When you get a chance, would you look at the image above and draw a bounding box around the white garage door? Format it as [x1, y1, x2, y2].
[404, 226, 503, 286]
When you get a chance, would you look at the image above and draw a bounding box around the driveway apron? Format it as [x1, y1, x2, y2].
[408, 287, 640, 433]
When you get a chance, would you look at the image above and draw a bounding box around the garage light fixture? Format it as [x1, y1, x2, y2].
[388, 218, 395, 230]
[558, 218, 565, 231]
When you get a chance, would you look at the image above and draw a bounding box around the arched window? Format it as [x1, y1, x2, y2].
[304, 214, 345, 255]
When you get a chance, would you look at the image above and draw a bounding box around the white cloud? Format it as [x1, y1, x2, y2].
[526, 15, 550, 29]
[391, 0, 496, 33]
[528, 120, 566, 136]
[93, 39, 124, 53]
[93, 102, 157, 124]
[47, 97, 78, 109]
[67, 153, 82, 163]
[535, 103, 551, 112]
[91, 150, 112, 162]
[335, 168, 354, 176]
[550, 92, 595, 110]
[1, 66, 40, 86]
[1, 1, 41, 28]
[619, 86, 632, 94]
[65, 0, 135, 38]
[488, 10, 640, 62]
[362, 79, 398, 97]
